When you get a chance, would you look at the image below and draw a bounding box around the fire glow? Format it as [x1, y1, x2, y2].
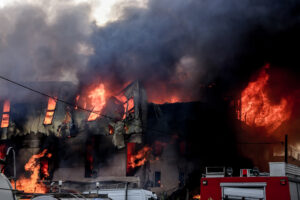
[1, 100, 10, 128]
[14, 149, 52, 193]
[127, 145, 152, 169]
[87, 84, 106, 121]
[240, 64, 292, 133]
[43, 97, 57, 125]
[149, 95, 181, 104]
[116, 95, 134, 119]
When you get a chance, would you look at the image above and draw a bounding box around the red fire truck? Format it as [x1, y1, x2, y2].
[200, 162, 300, 200]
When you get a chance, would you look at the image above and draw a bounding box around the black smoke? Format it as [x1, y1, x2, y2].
[83, 0, 300, 102]
[0, 2, 92, 101]
[0, 0, 299, 102]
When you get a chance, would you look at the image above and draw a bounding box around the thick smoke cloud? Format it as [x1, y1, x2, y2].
[0, 0, 299, 102]
[84, 0, 300, 102]
[0, 2, 92, 100]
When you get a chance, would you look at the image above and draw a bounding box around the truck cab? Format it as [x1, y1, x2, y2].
[200, 162, 300, 200]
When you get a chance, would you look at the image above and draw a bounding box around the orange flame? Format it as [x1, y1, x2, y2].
[14, 149, 52, 193]
[108, 125, 114, 135]
[43, 97, 57, 125]
[41, 153, 52, 178]
[240, 64, 292, 133]
[1, 114, 9, 128]
[1, 100, 10, 128]
[74, 95, 80, 110]
[128, 146, 152, 169]
[3, 100, 10, 113]
[167, 96, 181, 103]
[87, 84, 106, 121]
[193, 194, 201, 199]
[127, 98, 134, 112]
[150, 96, 181, 104]
[46, 98, 56, 110]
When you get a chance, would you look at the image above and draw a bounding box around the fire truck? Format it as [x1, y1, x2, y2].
[200, 162, 300, 200]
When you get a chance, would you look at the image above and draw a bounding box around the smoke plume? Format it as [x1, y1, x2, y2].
[84, 0, 300, 102]
[0, 1, 92, 100]
[0, 0, 299, 102]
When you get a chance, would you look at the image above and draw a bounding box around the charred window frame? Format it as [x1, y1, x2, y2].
[1, 100, 10, 128]
[127, 97, 134, 113]
[154, 171, 161, 187]
[126, 142, 136, 176]
[123, 96, 134, 119]
[85, 136, 98, 178]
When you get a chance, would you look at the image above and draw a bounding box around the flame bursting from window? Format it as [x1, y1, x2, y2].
[14, 149, 52, 193]
[1, 100, 10, 128]
[40, 154, 52, 178]
[127, 145, 152, 169]
[43, 97, 57, 125]
[240, 64, 292, 133]
[87, 84, 106, 121]
[127, 142, 168, 174]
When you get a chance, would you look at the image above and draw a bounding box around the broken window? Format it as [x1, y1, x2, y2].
[1, 100, 10, 128]
[126, 142, 136, 176]
[85, 137, 98, 178]
[154, 171, 161, 187]
[43, 97, 57, 125]
[117, 95, 135, 120]
[127, 98, 134, 113]
[123, 97, 134, 119]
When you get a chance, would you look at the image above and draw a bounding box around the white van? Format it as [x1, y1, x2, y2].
[0, 173, 17, 200]
[86, 189, 157, 200]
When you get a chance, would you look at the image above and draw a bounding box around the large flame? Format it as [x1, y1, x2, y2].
[87, 84, 106, 121]
[127, 142, 169, 174]
[14, 149, 52, 193]
[127, 146, 152, 169]
[1, 100, 10, 128]
[240, 64, 292, 133]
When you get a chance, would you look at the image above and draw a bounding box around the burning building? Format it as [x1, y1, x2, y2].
[0, 79, 248, 198]
[0, 0, 300, 199]
[0, 73, 299, 199]
[0, 81, 160, 195]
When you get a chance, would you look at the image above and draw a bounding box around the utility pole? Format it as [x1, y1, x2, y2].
[284, 134, 288, 163]
[124, 182, 128, 200]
